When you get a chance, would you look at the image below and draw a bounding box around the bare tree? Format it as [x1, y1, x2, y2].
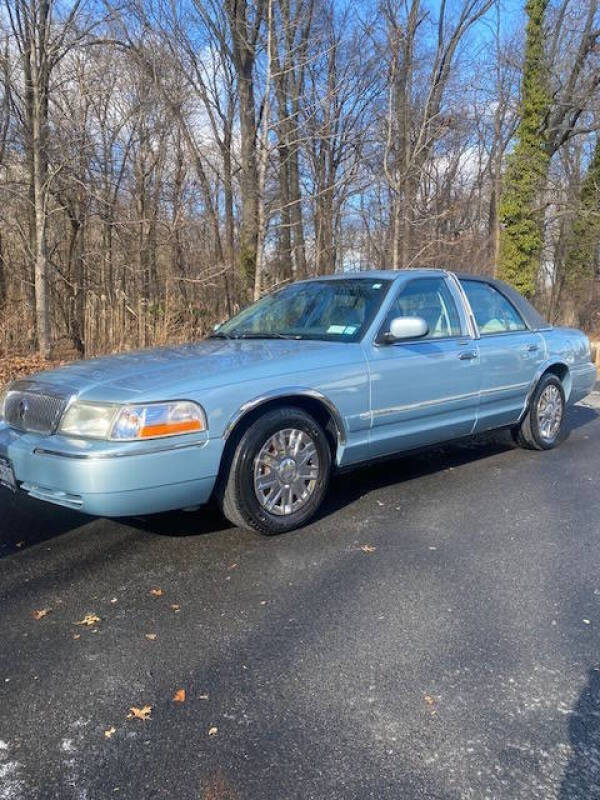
[0, 0, 599, 360]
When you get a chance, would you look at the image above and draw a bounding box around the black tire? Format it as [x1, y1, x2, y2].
[217, 406, 332, 535]
[513, 372, 566, 451]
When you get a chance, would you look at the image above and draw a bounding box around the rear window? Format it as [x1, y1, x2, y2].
[461, 280, 527, 335]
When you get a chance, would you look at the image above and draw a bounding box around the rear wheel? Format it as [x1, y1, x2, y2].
[218, 406, 332, 534]
[513, 373, 566, 450]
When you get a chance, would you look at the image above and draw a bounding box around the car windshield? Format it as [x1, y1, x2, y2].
[213, 278, 391, 342]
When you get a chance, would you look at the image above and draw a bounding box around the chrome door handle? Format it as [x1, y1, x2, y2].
[526, 343, 539, 352]
[458, 351, 478, 360]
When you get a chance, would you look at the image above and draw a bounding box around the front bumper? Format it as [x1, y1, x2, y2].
[0, 423, 223, 516]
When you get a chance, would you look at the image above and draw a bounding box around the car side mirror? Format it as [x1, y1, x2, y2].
[384, 316, 429, 342]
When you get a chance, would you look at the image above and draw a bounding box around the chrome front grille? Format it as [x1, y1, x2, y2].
[3, 385, 69, 434]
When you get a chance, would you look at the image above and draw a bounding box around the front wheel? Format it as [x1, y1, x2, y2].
[218, 406, 332, 534]
[513, 373, 566, 450]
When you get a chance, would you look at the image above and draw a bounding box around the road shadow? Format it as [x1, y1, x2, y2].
[560, 666, 600, 799]
[0, 491, 89, 558]
[126, 430, 515, 538]
[567, 403, 599, 432]
[316, 430, 516, 522]
[124, 503, 234, 537]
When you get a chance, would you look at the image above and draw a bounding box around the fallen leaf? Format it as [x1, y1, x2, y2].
[260, 600, 268, 606]
[228, 563, 238, 570]
[145, 633, 157, 641]
[127, 705, 152, 721]
[424, 694, 437, 716]
[208, 726, 218, 736]
[150, 588, 165, 597]
[75, 613, 101, 627]
[359, 544, 376, 553]
[32, 608, 51, 621]
[376, 500, 385, 507]
[16, 541, 25, 549]
[170, 604, 180, 612]
[173, 688, 186, 703]
[73, 634, 81, 640]
[104, 726, 116, 739]
[110, 597, 118, 604]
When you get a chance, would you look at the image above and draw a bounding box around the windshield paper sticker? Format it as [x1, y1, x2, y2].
[327, 324, 357, 335]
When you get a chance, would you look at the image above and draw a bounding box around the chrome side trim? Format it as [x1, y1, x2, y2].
[570, 362, 597, 375]
[479, 381, 529, 397]
[223, 387, 347, 446]
[370, 382, 529, 420]
[34, 437, 208, 460]
[371, 391, 478, 419]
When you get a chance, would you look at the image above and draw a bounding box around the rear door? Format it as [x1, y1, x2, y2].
[366, 276, 480, 458]
[460, 279, 545, 431]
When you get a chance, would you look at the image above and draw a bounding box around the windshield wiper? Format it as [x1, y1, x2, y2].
[235, 332, 303, 340]
[209, 331, 234, 339]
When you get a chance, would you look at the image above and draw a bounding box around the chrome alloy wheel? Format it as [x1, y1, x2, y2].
[253, 428, 320, 516]
[536, 384, 563, 441]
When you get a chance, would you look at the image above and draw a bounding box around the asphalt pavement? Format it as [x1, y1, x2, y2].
[1, 393, 600, 800]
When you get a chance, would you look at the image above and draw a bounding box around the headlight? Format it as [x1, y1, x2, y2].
[59, 403, 119, 439]
[110, 401, 206, 440]
[58, 400, 207, 440]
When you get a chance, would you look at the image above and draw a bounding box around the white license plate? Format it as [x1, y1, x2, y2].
[0, 456, 16, 492]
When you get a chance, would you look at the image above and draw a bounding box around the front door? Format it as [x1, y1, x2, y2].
[367, 276, 480, 458]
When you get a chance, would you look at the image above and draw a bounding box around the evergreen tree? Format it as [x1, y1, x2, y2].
[497, 0, 551, 297]
[564, 137, 600, 291]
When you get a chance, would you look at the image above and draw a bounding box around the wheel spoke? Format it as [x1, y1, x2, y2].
[265, 486, 283, 512]
[297, 465, 319, 481]
[297, 443, 317, 466]
[283, 485, 293, 513]
[292, 430, 303, 457]
[257, 452, 279, 470]
[255, 473, 277, 492]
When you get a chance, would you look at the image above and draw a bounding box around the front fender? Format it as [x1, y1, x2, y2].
[223, 387, 348, 447]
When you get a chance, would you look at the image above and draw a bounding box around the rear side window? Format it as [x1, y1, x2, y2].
[461, 280, 526, 335]
[384, 278, 462, 339]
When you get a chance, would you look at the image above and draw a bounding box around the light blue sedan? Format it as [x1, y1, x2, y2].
[0, 269, 596, 534]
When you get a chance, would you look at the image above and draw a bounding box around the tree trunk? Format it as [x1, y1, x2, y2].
[23, 0, 52, 357]
[30, 61, 51, 357]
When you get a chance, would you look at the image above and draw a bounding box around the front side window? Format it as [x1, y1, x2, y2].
[214, 278, 391, 342]
[461, 280, 526, 335]
[383, 278, 462, 339]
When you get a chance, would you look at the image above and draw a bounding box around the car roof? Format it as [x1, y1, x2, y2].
[297, 268, 551, 331]
[297, 268, 448, 282]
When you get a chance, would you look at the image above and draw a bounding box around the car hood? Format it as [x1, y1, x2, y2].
[22, 339, 358, 403]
